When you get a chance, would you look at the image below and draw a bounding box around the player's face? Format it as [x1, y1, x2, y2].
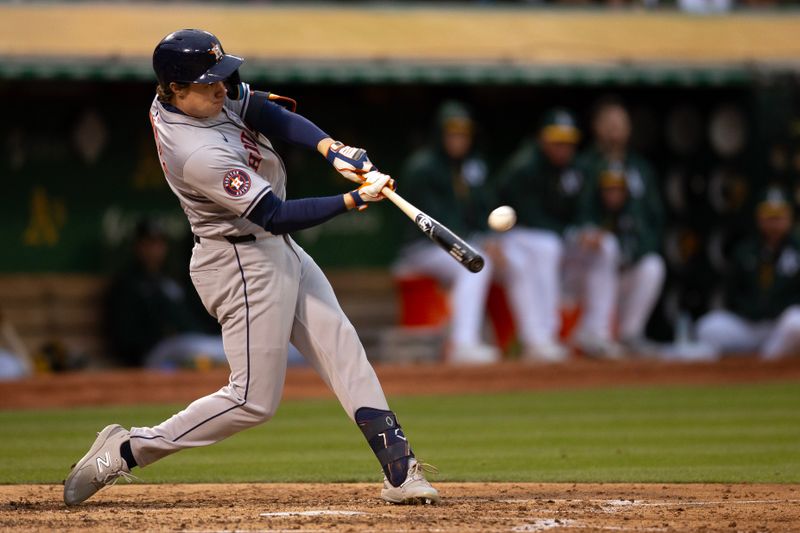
[600, 186, 627, 213]
[540, 140, 576, 168]
[135, 236, 168, 274]
[443, 130, 472, 160]
[758, 212, 792, 244]
[172, 81, 227, 118]
[595, 106, 631, 150]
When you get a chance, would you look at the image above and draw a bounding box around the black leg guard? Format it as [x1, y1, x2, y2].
[355, 407, 414, 487]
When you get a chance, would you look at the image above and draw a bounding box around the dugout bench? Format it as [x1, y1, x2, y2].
[0, 274, 108, 371]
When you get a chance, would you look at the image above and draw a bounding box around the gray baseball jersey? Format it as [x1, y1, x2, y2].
[129, 87, 389, 466]
[148, 86, 284, 237]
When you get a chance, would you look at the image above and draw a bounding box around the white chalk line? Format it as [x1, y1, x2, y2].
[260, 510, 367, 517]
[511, 518, 572, 531]
[569, 526, 668, 532]
[187, 529, 354, 533]
[512, 519, 669, 532]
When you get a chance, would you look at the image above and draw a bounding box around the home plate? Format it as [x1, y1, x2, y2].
[261, 510, 367, 517]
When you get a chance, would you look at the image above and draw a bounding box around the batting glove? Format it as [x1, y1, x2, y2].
[327, 141, 375, 184]
[350, 171, 395, 211]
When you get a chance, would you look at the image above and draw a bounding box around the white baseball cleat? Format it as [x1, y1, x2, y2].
[64, 424, 136, 506]
[449, 343, 500, 365]
[522, 342, 571, 363]
[573, 333, 627, 360]
[380, 459, 440, 505]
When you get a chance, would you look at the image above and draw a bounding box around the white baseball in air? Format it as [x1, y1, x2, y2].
[488, 205, 517, 232]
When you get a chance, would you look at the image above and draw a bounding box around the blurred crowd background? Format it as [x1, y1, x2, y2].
[2, 1, 800, 376]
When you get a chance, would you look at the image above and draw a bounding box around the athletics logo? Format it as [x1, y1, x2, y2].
[223, 169, 251, 197]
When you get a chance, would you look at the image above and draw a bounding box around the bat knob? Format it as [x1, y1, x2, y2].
[467, 255, 485, 273]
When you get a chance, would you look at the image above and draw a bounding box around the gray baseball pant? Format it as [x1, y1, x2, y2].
[129, 234, 389, 466]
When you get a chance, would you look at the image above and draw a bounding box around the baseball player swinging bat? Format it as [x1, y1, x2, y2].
[381, 187, 485, 273]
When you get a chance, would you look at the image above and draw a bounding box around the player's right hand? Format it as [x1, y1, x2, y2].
[353, 171, 394, 210]
[327, 141, 375, 184]
[579, 228, 606, 250]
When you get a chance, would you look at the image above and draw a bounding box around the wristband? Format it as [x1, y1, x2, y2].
[326, 141, 345, 163]
[349, 190, 366, 208]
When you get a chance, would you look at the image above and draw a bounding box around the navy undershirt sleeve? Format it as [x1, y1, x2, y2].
[246, 190, 348, 234]
[244, 91, 329, 150]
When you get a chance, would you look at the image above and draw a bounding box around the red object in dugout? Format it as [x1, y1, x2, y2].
[396, 276, 582, 352]
[396, 276, 450, 327]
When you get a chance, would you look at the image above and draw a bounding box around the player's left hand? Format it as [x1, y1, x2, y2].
[352, 171, 395, 211]
[326, 141, 375, 184]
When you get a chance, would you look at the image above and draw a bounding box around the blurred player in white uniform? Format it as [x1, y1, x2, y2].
[697, 187, 800, 359]
[495, 109, 584, 362]
[392, 102, 499, 364]
[64, 29, 438, 507]
[568, 163, 666, 359]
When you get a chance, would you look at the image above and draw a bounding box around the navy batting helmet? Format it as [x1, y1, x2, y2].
[153, 29, 243, 95]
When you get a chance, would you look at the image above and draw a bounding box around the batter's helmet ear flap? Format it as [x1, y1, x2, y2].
[224, 70, 243, 100]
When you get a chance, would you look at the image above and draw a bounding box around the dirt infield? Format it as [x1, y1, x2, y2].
[3, 356, 800, 410]
[2, 482, 798, 532]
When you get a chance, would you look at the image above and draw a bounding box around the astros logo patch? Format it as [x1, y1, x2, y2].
[223, 169, 251, 197]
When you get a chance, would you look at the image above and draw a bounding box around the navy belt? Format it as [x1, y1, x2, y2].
[193, 234, 256, 244]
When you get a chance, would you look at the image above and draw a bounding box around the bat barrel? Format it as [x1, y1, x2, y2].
[385, 188, 484, 274]
[466, 255, 485, 273]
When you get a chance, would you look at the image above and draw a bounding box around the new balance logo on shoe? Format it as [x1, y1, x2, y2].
[96, 452, 111, 472]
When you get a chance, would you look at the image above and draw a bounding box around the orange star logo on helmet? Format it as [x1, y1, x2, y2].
[210, 43, 223, 62]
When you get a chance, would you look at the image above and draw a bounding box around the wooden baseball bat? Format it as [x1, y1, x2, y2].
[381, 187, 485, 273]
